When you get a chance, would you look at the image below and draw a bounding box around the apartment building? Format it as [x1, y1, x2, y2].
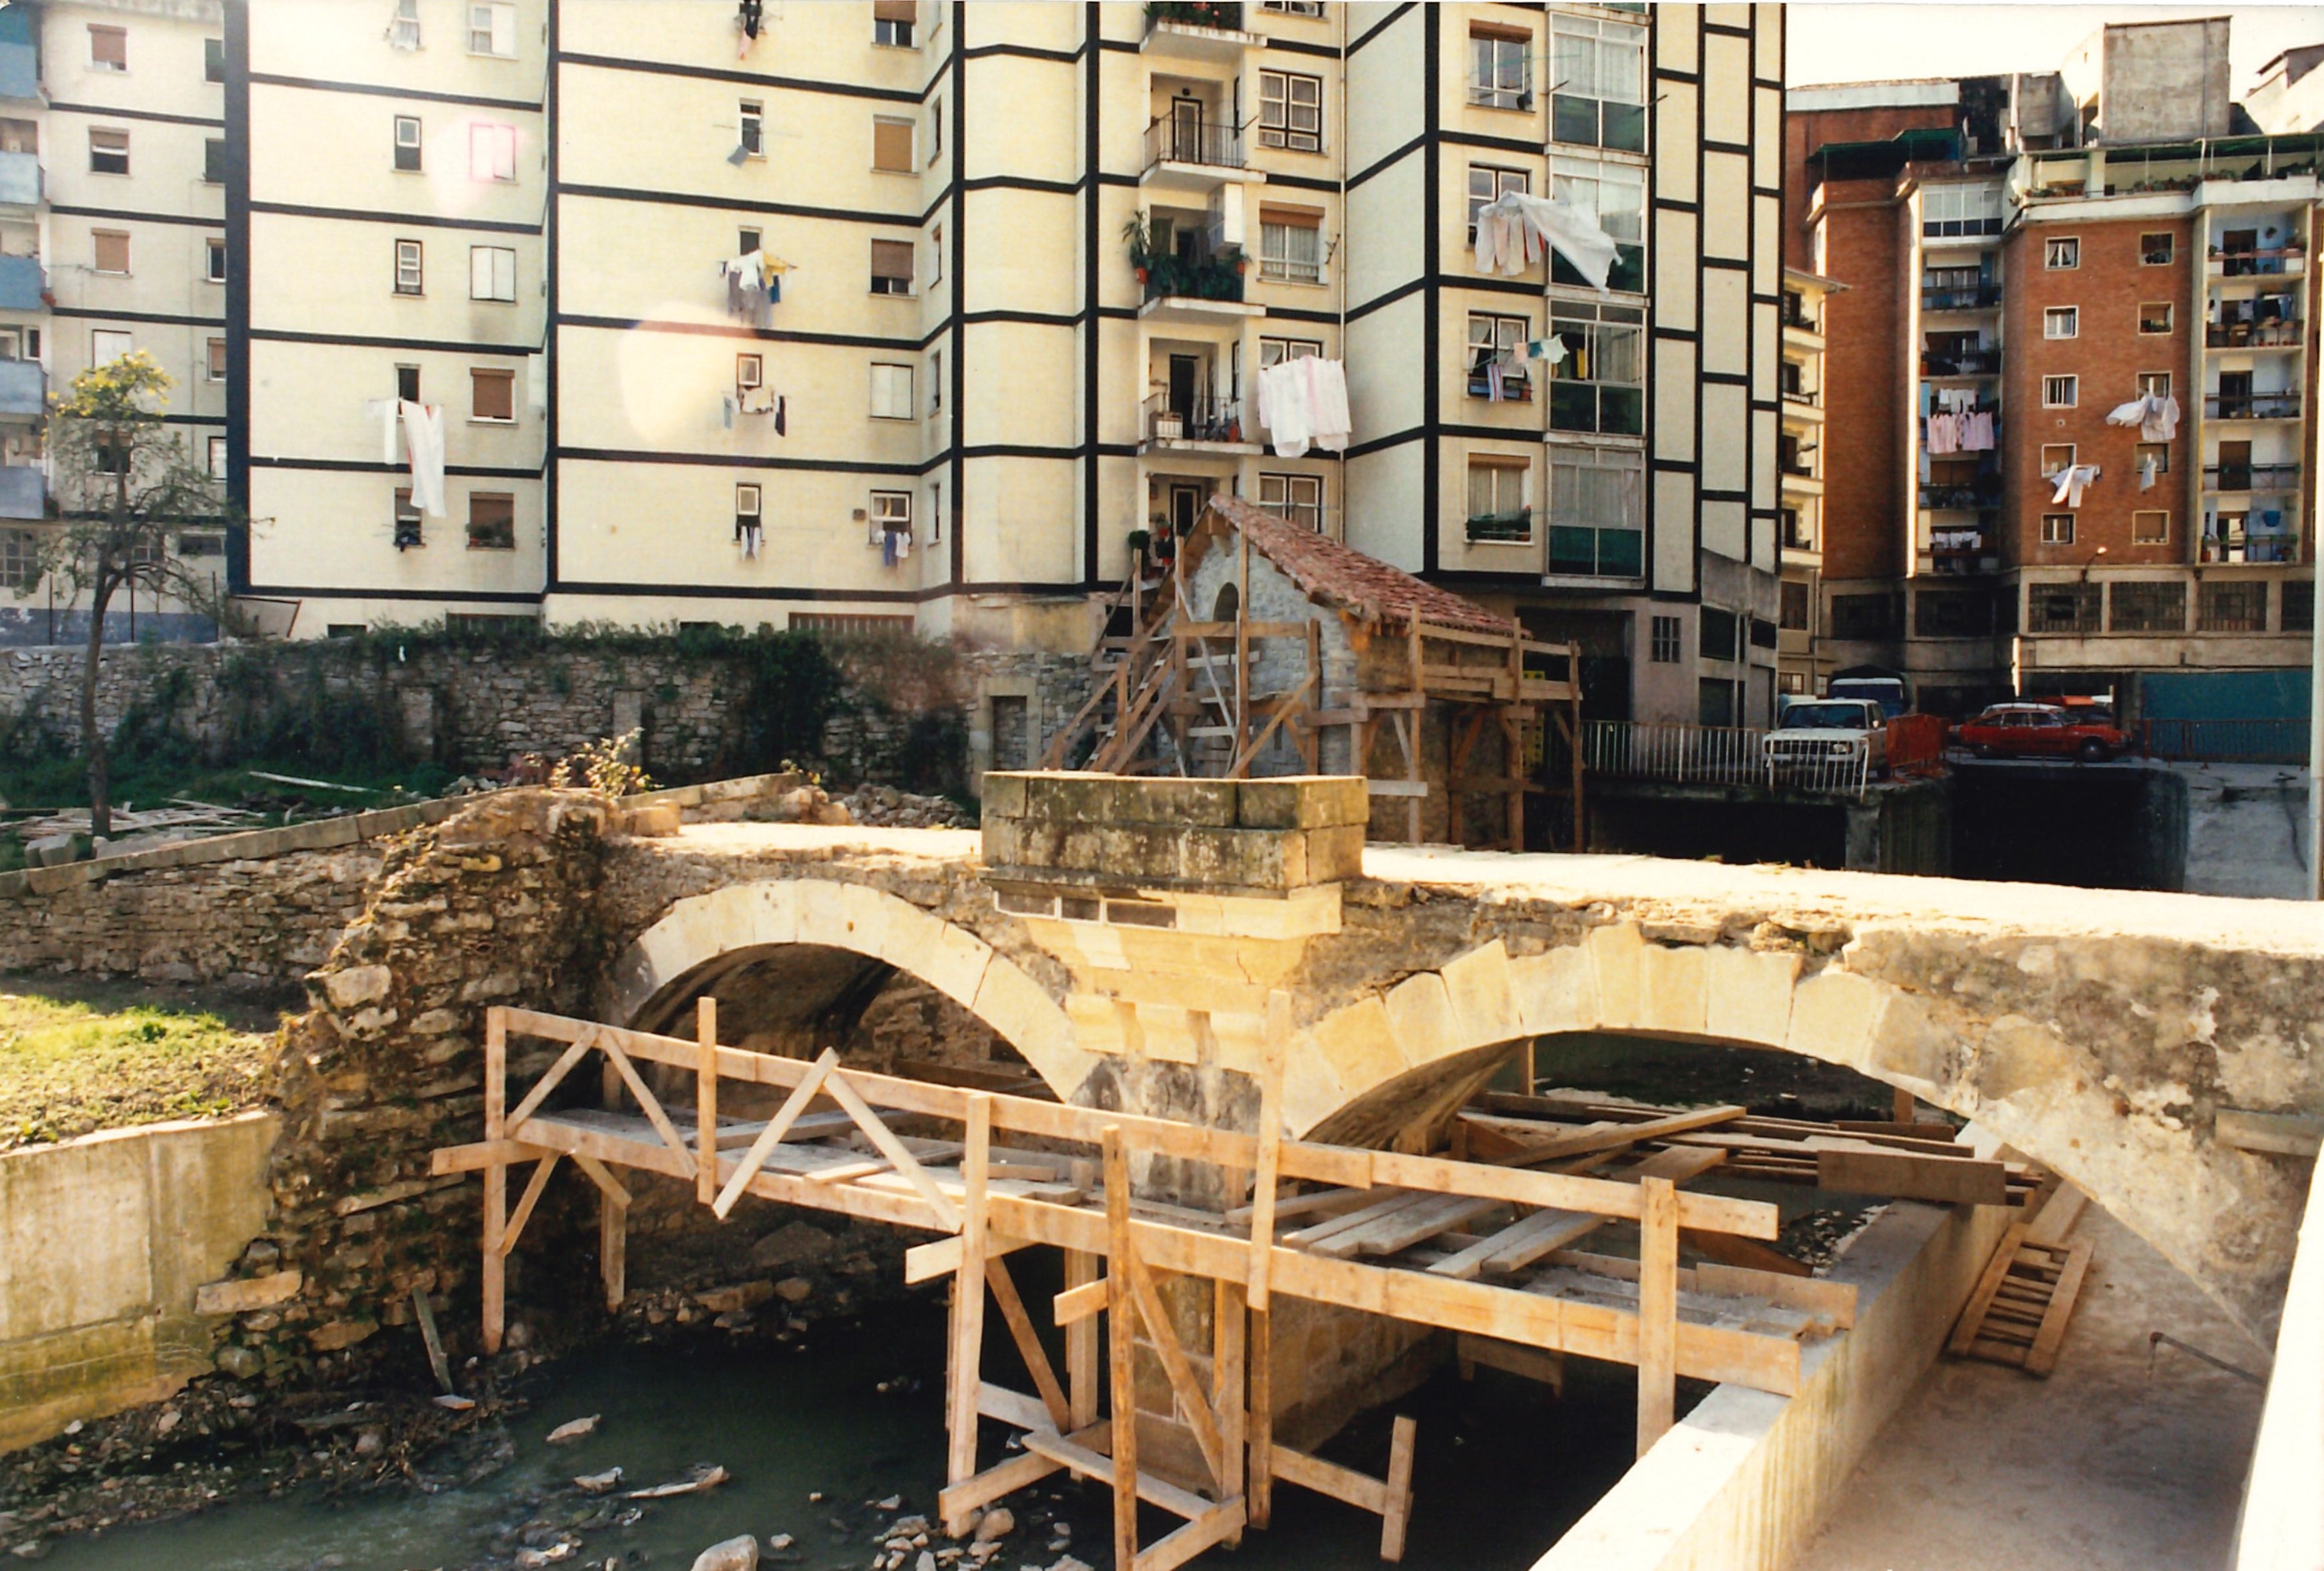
[1776, 265, 1838, 697]
[1788, 18, 2321, 718]
[0, 0, 228, 644]
[210, 2, 1782, 725]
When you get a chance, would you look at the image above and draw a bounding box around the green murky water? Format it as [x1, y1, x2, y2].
[37, 1294, 1645, 1571]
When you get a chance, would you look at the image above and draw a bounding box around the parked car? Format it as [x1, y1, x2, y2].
[1764, 699, 1890, 786]
[1954, 703, 2129, 763]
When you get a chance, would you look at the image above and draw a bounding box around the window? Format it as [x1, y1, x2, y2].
[738, 226, 761, 255]
[1649, 614, 1681, 663]
[874, 0, 916, 47]
[470, 367, 514, 422]
[395, 239, 423, 295]
[872, 116, 913, 173]
[1780, 580, 1810, 631]
[2141, 232, 2174, 265]
[929, 224, 942, 284]
[1551, 14, 1646, 152]
[1259, 335, 1321, 368]
[394, 114, 422, 172]
[1468, 25, 1533, 112]
[0, 530, 37, 592]
[2043, 375, 2077, 408]
[929, 349, 941, 414]
[2132, 510, 2169, 545]
[1547, 300, 1645, 436]
[1547, 444, 1645, 577]
[2136, 440, 2169, 475]
[735, 483, 762, 533]
[1259, 210, 1322, 283]
[2110, 580, 2184, 632]
[470, 123, 516, 182]
[2044, 306, 2078, 339]
[88, 25, 126, 72]
[393, 488, 423, 550]
[1260, 472, 1323, 532]
[1466, 165, 1528, 238]
[470, 245, 516, 301]
[92, 230, 129, 275]
[870, 239, 913, 295]
[1921, 182, 2003, 238]
[1698, 607, 1739, 663]
[930, 101, 941, 161]
[93, 434, 129, 474]
[1780, 671, 1808, 696]
[467, 492, 515, 549]
[174, 532, 222, 562]
[89, 128, 129, 176]
[1258, 70, 1323, 153]
[396, 364, 420, 402]
[2140, 302, 2172, 335]
[2041, 512, 2075, 544]
[739, 100, 764, 159]
[203, 138, 224, 184]
[204, 37, 224, 83]
[1261, 1, 1325, 14]
[206, 337, 226, 382]
[2200, 579, 2269, 632]
[2041, 444, 2075, 476]
[2137, 371, 2172, 399]
[1466, 313, 1531, 400]
[468, 3, 516, 58]
[391, 0, 421, 49]
[2045, 237, 2079, 269]
[206, 435, 226, 478]
[2029, 583, 2101, 633]
[870, 362, 913, 419]
[1465, 456, 1532, 543]
[1552, 155, 1645, 291]
[871, 488, 912, 537]
[91, 329, 132, 363]
[735, 353, 763, 393]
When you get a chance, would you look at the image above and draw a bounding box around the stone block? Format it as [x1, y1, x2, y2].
[971, 960, 1085, 1097]
[792, 878, 852, 951]
[1234, 777, 1369, 831]
[1021, 773, 1123, 826]
[1311, 995, 1409, 1096]
[617, 802, 681, 838]
[1862, 986, 1953, 1098]
[1297, 824, 1367, 884]
[1383, 970, 1458, 1066]
[1108, 777, 1240, 828]
[1785, 968, 1892, 1071]
[1134, 1003, 1201, 1065]
[1585, 924, 1645, 1029]
[307, 1317, 379, 1353]
[323, 965, 393, 1009]
[1440, 941, 1520, 1049]
[1279, 1043, 1349, 1138]
[1703, 946, 1800, 1048]
[1065, 993, 1129, 1056]
[979, 771, 1029, 820]
[1636, 944, 1709, 1038]
[836, 881, 894, 958]
[1209, 1009, 1267, 1077]
[1510, 945, 1595, 1035]
[194, 1270, 303, 1317]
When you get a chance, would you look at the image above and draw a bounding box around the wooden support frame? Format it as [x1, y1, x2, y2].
[942, 1094, 993, 1534]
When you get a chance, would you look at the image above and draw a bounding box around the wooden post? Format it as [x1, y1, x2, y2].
[1235, 532, 1252, 760]
[1103, 1127, 1140, 1571]
[1300, 621, 1321, 772]
[945, 1093, 994, 1533]
[482, 1006, 508, 1354]
[1636, 1174, 1679, 1457]
[1214, 1276, 1248, 1545]
[1501, 711, 1524, 852]
[1569, 681, 1585, 850]
[695, 996, 718, 1206]
[1893, 1086, 1917, 1125]
[599, 1189, 627, 1311]
[1248, 991, 1287, 1312]
[1380, 1414, 1418, 1562]
[1066, 1160, 1100, 1432]
[1248, 1302, 1273, 1529]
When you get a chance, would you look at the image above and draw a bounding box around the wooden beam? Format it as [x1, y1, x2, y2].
[1135, 1500, 1247, 1571]
[2023, 1240, 2094, 1377]
[1455, 1333, 1565, 1392]
[1947, 1223, 2030, 1357]
[695, 997, 718, 1206]
[943, 1093, 993, 1531]
[711, 1049, 836, 1218]
[1067, 1231, 1100, 1429]
[1248, 1303, 1273, 1529]
[1488, 1105, 1748, 1167]
[482, 1007, 508, 1355]
[598, 1189, 626, 1313]
[431, 1137, 557, 1174]
[496, 1151, 562, 1258]
[1249, 993, 1287, 1312]
[938, 1447, 1064, 1528]
[1214, 1276, 1247, 1544]
[1104, 1129, 1140, 1571]
[902, 1231, 1033, 1285]
[824, 1068, 965, 1232]
[986, 1254, 1071, 1433]
[1381, 1415, 1418, 1562]
[1120, 1230, 1229, 1490]
[1636, 1174, 1678, 1457]
[1816, 1146, 2007, 1206]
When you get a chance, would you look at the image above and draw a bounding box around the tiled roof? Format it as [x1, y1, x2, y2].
[1198, 494, 1517, 638]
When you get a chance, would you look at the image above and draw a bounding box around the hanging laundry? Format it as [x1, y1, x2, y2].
[1925, 411, 1959, 456]
[772, 395, 786, 437]
[735, 517, 762, 559]
[1484, 359, 1506, 403]
[399, 400, 446, 517]
[1302, 356, 1350, 454]
[1256, 359, 1312, 456]
[739, 386, 776, 417]
[718, 250, 784, 329]
[1472, 190, 1621, 292]
[2105, 391, 2180, 442]
[2050, 462, 2100, 508]
[2141, 454, 2158, 491]
[1960, 409, 1995, 451]
[1524, 338, 1568, 367]
[720, 393, 737, 430]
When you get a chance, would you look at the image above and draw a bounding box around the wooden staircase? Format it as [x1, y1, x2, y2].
[1041, 559, 1183, 775]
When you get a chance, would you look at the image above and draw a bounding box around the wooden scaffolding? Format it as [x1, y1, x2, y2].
[433, 1003, 1898, 1570]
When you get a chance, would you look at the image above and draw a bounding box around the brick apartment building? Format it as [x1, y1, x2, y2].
[1785, 19, 2322, 723]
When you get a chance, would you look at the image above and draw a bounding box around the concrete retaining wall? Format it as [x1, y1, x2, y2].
[1535, 1182, 2015, 1571]
[0, 1113, 279, 1452]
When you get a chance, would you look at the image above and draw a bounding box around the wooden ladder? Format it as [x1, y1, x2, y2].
[1947, 1220, 2092, 1377]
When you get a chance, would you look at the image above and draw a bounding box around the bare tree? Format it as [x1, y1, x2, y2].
[31, 351, 239, 838]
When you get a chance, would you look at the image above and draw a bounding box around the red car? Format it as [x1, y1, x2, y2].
[1955, 703, 2130, 763]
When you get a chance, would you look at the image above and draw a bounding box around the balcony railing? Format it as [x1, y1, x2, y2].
[1922, 283, 2003, 311]
[2206, 392, 2303, 421]
[0, 254, 43, 313]
[0, 41, 34, 101]
[1919, 484, 2000, 509]
[1465, 510, 1533, 544]
[1143, 118, 1245, 173]
[1780, 387, 1820, 407]
[1146, 1, 1243, 27]
[1780, 300, 1820, 333]
[0, 151, 39, 209]
[2204, 462, 2302, 492]
[0, 359, 43, 417]
[2206, 321, 2303, 348]
[1142, 391, 1246, 445]
[2211, 245, 2307, 277]
[0, 464, 43, 520]
[1921, 349, 2001, 375]
[1586, 720, 1766, 788]
[1138, 251, 1245, 305]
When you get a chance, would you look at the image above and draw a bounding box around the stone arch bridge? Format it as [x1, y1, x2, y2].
[574, 772, 2324, 1343]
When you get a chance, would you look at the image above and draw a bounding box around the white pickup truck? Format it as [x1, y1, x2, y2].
[1764, 698, 1889, 788]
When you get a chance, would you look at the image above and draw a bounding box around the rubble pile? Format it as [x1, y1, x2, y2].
[835, 785, 971, 829]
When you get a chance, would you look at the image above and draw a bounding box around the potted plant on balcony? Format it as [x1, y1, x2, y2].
[1122, 212, 1158, 285]
[1127, 526, 1152, 566]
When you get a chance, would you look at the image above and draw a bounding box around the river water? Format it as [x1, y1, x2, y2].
[37, 1295, 1646, 1571]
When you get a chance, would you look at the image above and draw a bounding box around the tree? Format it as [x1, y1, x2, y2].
[33, 351, 238, 838]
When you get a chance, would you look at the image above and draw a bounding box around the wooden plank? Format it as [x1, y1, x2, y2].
[1120, 1241, 1228, 1489]
[1430, 1207, 1604, 1280]
[1284, 1190, 1432, 1252]
[824, 1069, 963, 1232]
[1818, 1146, 2008, 1206]
[695, 997, 719, 1206]
[2025, 1182, 2089, 1248]
[1366, 779, 1430, 798]
[432, 1138, 557, 1174]
[496, 1151, 562, 1258]
[505, 1038, 595, 1132]
[986, 1253, 1071, 1433]
[1066, 1227, 1100, 1429]
[1948, 1222, 2031, 1357]
[902, 1232, 1033, 1285]
[1487, 1105, 1748, 1166]
[943, 1094, 993, 1527]
[1636, 1175, 1678, 1458]
[1134, 1500, 1247, 1571]
[710, 1049, 836, 1218]
[1271, 1444, 1388, 1513]
[937, 1446, 1063, 1527]
[1021, 1426, 1217, 1522]
[482, 1007, 508, 1356]
[1250, 993, 1287, 1313]
[1315, 1194, 1503, 1260]
[1455, 1333, 1566, 1391]
[570, 1152, 633, 1208]
[1381, 1414, 1417, 1562]
[1104, 1131, 1140, 1571]
[976, 1382, 1053, 1433]
[2023, 1239, 2094, 1377]
[1683, 1229, 1812, 1279]
[1249, 1304, 1273, 1528]
[1214, 1276, 1247, 1543]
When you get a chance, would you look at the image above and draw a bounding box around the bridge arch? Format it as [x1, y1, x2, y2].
[607, 879, 1096, 1102]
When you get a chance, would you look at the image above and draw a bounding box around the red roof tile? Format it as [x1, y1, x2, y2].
[1196, 494, 1517, 637]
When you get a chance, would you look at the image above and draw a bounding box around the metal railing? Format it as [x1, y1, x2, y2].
[2206, 392, 2303, 421]
[2140, 717, 2306, 764]
[1921, 349, 2001, 375]
[1919, 484, 1999, 509]
[1780, 387, 1820, 407]
[1141, 391, 1246, 445]
[1585, 720, 1766, 788]
[1139, 251, 1244, 304]
[1143, 118, 1246, 172]
[1921, 283, 2001, 310]
[1146, 1, 1244, 29]
[1780, 300, 1820, 332]
[2211, 246, 2307, 277]
[2204, 463, 2303, 492]
[2207, 321, 2303, 348]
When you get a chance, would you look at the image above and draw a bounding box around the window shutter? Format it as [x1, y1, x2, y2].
[873, 118, 913, 172]
[470, 246, 494, 299]
[871, 239, 913, 279]
[490, 3, 516, 57]
[873, 0, 915, 19]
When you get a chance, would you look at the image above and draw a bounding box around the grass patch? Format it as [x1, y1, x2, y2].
[0, 980, 283, 1150]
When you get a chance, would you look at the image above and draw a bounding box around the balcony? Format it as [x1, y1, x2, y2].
[2206, 392, 2303, 421]
[1466, 509, 1533, 546]
[1140, 391, 1253, 452]
[0, 41, 34, 102]
[1919, 484, 2000, 510]
[1546, 523, 1643, 579]
[2204, 462, 2303, 492]
[0, 466, 42, 520]
[1780, 298, 1820, 334]
[0, 152, 39, 211]
[1465, 364, 1533, 403]
[1144, 118, 1247, 177]
[1140, 3, 1259, 63]
[1136, 249, 1259, 325]
[1921, 283, 2002, 311]
[0, 254, 43, 312]
[1921, 349, 2001, 377]
[2209, 245, 2307, 278]
[2206, 320, 2303, 349]
[0, 359, 43, 417]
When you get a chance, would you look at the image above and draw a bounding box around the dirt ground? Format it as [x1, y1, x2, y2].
[1790, 1201, 2271, 1571]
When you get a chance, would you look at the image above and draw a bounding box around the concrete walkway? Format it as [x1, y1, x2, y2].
[1789, 1204, 2269, 1571]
